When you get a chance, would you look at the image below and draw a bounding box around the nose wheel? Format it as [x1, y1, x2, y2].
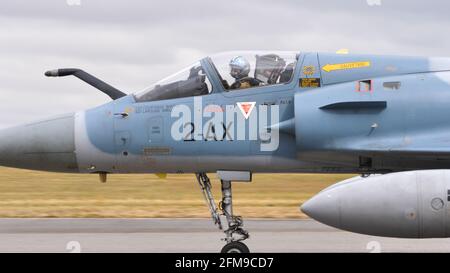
[221, 241, 250, 253]
[195, 173, 250, 253]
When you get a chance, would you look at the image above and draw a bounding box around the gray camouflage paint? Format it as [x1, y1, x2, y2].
[1, 52, 450, 174]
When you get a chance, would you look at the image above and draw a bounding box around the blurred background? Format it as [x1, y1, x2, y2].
[0, 167, 351, 218]
[0, 0, 448, 218]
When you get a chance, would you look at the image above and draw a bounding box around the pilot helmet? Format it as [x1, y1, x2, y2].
[229, 56, 250, 79]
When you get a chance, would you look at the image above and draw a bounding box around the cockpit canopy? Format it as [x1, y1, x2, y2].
[134, 51, 298, 103]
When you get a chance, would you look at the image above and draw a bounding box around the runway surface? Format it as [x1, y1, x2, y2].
[0, 218, 449, 252]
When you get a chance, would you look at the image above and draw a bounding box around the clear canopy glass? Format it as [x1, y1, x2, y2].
[209, 51, 298, 91]
[134, 51, 298, 102]
[134, 61, 212, 102]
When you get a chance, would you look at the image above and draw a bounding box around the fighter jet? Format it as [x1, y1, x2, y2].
[2, 50, 450, 252]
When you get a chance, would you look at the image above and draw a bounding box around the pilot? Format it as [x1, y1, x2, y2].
[228, 56, 261, 90]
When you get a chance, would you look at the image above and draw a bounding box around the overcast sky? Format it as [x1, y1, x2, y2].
[1, 0, 449, 128]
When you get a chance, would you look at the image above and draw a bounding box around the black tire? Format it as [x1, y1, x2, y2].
[220, 242, 250, 253]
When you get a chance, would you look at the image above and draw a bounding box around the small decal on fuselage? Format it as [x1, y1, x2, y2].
[302, 65, 315, 76]
[204, 104, 224, 113]
[236, 102, 256, 119]
[300, 78, 321, 88]
[322, 61, 371, 72]
[135, 105, 174, 114]
[143, 147, 171, 156]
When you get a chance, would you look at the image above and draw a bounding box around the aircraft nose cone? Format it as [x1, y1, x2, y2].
[0, 113, 78, 172]
[301, 189, 341, 228]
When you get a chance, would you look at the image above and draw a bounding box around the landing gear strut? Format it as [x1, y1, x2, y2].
[196, 172, 250, 253]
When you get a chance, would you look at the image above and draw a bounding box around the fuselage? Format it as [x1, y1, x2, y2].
[2, 51, 450, 174]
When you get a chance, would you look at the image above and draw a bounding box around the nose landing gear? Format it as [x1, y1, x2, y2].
[221, 241, 250, 253]
[195, 172, 250, 253]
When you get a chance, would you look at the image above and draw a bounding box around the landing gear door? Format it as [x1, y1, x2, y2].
[298, 53, 322, 90]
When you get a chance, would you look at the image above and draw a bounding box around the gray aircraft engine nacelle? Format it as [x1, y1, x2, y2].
[301, 170, 450, 238]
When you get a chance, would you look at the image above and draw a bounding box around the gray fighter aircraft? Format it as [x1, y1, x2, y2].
[1, 50, 450, 252]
